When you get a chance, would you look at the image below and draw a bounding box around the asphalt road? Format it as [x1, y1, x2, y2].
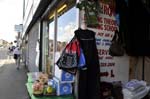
[0, 48, 29, 99]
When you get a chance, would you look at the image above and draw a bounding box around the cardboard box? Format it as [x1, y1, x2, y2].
[53, 77, 73, 96]
[54, 65, 74, 83]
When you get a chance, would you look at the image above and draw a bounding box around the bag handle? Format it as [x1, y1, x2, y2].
[65, 36, 76, 53]
[112, 30, 119, 42]
[111, 30, 123, 44]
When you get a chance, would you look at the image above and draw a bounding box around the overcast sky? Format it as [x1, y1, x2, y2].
[0, 0, 23, 42]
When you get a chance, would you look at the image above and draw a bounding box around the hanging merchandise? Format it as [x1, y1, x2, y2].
[115, 0, 150, 56]
[76, 0, 101, 27]
[115, 14, 120, 26]
[78, 48, 86, 69]
[75, 29, 100, 99]
[56, 36, 80, 74]
[109, 30, 125, 56]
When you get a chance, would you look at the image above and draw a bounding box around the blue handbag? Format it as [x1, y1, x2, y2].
[78, 48, 86, 69]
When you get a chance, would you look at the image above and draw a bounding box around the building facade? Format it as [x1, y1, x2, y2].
[22, 0, 78, 73]
[22, 0, 132, 81]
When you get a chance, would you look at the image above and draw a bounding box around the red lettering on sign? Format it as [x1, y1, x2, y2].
[100, 71, 109, 77]
[107, 63, 115, 67]
[98, 49, 109, 55]
[97, 24, 104, 30]
[100, 3, 114, 16]
[100, 70, 115, 77]
[105, 33, 110, 37]
[100, 62, 115, 67]
[105, 56, 113, 59]
[99, 56, 103, 59]
[104, 18, 117, 26]
[97, 16, 103, 23]
[96, 32, 104, 37]
[104, 25, 117, 32]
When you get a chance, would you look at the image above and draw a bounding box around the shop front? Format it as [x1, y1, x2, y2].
[25, 0, 78, 99]
[40, 0, 128, 98]
[23, 0, 150, 99]
[25, 0, 127, 98]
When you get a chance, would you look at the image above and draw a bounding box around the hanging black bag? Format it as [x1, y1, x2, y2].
[109, 30, 125, 56]
[56, 36, 80, 74]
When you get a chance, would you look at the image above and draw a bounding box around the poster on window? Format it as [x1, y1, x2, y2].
[81, 1, 129, 82]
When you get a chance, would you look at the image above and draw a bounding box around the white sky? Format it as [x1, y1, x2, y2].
[0, 0, 23, 42]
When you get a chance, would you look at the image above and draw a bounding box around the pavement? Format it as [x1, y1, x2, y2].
[0, 57, 30, 99]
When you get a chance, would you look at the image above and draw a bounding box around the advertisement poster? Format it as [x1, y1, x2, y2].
[81, 1, 129, 82]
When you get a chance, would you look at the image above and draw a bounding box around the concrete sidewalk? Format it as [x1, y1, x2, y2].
[0, 58, 29, 99]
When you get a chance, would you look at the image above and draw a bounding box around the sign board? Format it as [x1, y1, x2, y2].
[14, 24, 23, 33]
[80, 1, 129, 82]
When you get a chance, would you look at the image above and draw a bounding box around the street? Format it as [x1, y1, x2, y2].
[0, 48, 29, 99]
[0, 47, 7, 59]
[0, 48, 8, 67]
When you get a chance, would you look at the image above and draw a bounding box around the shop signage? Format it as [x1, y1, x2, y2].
[14, 24, 23, 33]
[81, 1, 129, 82]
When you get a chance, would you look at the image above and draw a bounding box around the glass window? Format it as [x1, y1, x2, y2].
[48, 6, 78, 75]
[49, 21, 54, 56]
[57, 7, 78, 52]
[49, 19, 55, 74]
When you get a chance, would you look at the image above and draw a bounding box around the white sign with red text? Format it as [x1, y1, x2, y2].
[81, 1, 129, 82]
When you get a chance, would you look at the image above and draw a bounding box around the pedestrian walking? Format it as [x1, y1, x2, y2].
[13, 46, 21, 69]
[7, 42, 15, 59]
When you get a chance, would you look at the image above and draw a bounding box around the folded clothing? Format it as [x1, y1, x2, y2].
[123, 87, 149, 99]
[124, 80, 146, 92]
[123, 80, 150, 99]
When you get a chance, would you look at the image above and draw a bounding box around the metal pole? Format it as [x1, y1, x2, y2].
[52, 9, 57, 76]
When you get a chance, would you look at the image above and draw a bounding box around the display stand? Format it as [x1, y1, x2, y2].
[26, 73, 74, 99]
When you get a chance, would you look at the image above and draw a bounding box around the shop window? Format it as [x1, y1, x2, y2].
[49, 20, 54, 74]
[57, 7, 77, 52]
[49, 21, 54, 55]
[48, 5, 78, 75]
